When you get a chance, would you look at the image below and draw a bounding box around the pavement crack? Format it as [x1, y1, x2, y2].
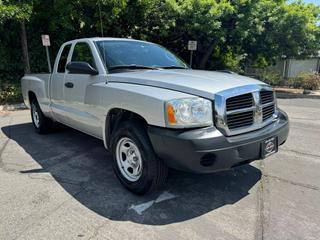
[282, 148, 320, 159]
[289, 117, 320, 121]
[0, 138, 10, 169]
[25, 173, 86, 188]
[256, 160, 267, 240]
[263, 174, 319, 191]
[0, 116, 12, 170]
[88, 221, 111, 240]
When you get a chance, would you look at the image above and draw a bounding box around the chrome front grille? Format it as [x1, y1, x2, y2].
[263, 104, 275, 121]
[226, 93, 253, 111]
[260, 90, 274, 104]
[215, 85, 278, 136]
[260, 90, 275, 121]
[227, 111, 254, 129]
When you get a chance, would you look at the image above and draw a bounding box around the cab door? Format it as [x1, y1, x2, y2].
[50, 43, 72, 122]
[62, 41, 102, 137]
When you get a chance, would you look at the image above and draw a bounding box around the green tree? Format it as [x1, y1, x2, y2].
[0, 0, 32, 23]
[0, 0, 320, 101]
[0, 0, 32, 79]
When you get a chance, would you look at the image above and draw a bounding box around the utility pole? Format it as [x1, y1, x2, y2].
[20, 20, 30, 74]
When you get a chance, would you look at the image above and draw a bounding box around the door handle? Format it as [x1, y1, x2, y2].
[64, 82, 74, 88]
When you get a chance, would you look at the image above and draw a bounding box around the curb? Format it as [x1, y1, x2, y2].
[275, 92, 320, 99]
[0, 103, 28, 111]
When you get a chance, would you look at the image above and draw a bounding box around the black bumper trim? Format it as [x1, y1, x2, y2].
[148, 110, 289, 173]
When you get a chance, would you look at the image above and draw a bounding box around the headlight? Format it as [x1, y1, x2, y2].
[166, 97, 213, 127]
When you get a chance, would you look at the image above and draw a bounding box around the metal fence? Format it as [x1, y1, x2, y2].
[245, 58, 320, 79]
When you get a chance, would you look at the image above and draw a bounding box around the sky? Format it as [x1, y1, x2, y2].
[288, 0, 320, 5]
[302, 0, 319, 5]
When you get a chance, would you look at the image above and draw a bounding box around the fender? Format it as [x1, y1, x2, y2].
[21, 74, 51, 114]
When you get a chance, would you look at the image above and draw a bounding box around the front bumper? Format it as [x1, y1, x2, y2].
[148, 109, 289, 173]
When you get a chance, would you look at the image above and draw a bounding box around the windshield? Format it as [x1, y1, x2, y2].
[95, 40, 188, 71]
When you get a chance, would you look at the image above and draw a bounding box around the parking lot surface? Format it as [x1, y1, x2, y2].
[0, 98, 320, 240]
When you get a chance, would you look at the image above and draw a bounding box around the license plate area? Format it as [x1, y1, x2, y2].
[261, 136, 278, 158]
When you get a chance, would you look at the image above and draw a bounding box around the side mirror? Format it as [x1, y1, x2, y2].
[66, 61, 98, 75]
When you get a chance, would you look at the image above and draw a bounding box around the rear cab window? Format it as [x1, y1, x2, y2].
[57, 44, 71, 73]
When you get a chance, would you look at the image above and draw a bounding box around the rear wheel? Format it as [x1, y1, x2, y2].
[110, 120, 168, 194]
[30, 98, 53, 134]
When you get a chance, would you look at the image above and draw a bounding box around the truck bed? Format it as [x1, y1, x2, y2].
[21, 73, 51, 111]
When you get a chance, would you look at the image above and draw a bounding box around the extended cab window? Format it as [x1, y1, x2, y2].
[71, 42, 96, 68]
[57, 44, 71, 73]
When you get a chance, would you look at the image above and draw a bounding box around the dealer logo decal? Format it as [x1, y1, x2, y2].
[265, 141, 275, 153]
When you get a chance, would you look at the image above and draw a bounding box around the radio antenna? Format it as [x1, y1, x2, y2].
[97, 0, 107, 69]
[98, 0, 104, 37]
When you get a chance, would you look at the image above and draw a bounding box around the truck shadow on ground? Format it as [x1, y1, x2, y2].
[2, 123, 261, 225]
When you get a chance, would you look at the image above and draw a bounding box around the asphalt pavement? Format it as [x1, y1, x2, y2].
[0, 98, 319, 240]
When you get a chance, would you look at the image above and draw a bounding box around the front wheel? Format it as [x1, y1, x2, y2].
[110, 120, 168, 194]
[30, 99, 53, 134]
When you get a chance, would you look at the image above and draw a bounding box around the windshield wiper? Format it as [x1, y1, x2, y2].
[159, 66, 188, 69]
[108, 65, 158, 71]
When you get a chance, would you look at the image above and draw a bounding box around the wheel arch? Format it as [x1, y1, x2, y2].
[103, 108, 148, 149]
[28, 91, 37, 105]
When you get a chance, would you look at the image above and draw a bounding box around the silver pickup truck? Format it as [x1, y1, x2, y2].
[21, 37, 289, 194]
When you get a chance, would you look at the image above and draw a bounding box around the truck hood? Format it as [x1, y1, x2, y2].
[108, 69, 267, 99]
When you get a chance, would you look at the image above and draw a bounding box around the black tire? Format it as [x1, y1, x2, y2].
[110, 120, 168, 194]
[30, 98, 53, 134]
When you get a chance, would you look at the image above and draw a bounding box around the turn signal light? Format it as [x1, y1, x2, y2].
[167, 104, 177, 124]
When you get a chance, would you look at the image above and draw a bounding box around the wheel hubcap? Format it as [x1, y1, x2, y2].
[32, 103, 40, 128]
[116, 137, 142, 182]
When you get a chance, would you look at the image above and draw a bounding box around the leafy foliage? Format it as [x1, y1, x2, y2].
[0, 82, 22, 104]
[290, 72, 320, 90]
[0, 0, 319, 103]
[0, 0, 32, 23]
[257, 69, 282, 86]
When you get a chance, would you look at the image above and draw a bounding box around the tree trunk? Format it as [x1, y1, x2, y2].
[20, 20, 30, 74]
[198, 42, 216, 69]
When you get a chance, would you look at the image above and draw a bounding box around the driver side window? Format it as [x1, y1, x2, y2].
[72, 42, 96, 68]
